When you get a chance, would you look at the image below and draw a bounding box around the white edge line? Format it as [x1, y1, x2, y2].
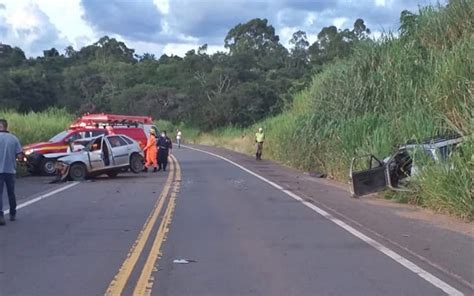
[4, 182, 80, 215]
[183, 145, 464, 296]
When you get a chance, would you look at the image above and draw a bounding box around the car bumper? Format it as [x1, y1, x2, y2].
[25, 153, 43, 172]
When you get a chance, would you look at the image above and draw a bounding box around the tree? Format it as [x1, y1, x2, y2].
[353, 19, 371, 40]
[399, 10, 419, 38]
[43, 48, 60, 58]
[225, 18, 281, 56]
[289, 30, 310, 69]
[138, 53, 156, 62]
[8, 67, 57, 112]
[0, 43, 26, 68]
[65, 46, 76, 58]
[198, 44, 208, 55]
[111, 84, 179, 120]
[0, 74, 21, 110]
[309, 19, 370, 67]
[77, 36, 136, 64]
[290, 30, 310, 50]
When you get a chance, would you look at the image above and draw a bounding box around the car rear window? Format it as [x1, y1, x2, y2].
[108, 136, 128, 147]
[122, 136, 134, 145]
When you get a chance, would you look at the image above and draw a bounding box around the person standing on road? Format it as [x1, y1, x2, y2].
[143, 129, 158, 173]
[0, 119, 23, 225]
[255, 127, 265, 160]
[157, 131, 172, 171]
[176, 129, 182, 148]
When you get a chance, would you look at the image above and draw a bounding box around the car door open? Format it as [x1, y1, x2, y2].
[107, 136, 129, 166]
[88, 137, 107, 171]
[350, 155, 387, 197]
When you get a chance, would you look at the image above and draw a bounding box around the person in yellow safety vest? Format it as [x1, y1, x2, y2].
[255, 127, 265, 160]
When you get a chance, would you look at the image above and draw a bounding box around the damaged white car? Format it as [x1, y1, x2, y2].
[55, 134, 144, 181]
[349, 134, 463, 197]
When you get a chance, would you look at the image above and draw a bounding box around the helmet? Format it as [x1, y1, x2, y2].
[258, 127, 263, 132]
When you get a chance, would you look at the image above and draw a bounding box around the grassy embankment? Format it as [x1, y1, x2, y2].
[0, 110, 194, 146]
[191, 1, 474, 220]
[0, 109, 73, 175]
[0, 109, 73, 145]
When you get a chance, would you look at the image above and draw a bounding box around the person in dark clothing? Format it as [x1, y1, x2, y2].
[157, 131, 172, 171]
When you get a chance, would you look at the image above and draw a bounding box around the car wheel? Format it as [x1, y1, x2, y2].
[69, 163, 87, 181]
[107, 171, 119, 178]
[130, 154, 144, 173]
[41, 158, 57, 176]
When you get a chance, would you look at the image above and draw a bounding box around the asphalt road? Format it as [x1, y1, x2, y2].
[0, 147, 472, 296]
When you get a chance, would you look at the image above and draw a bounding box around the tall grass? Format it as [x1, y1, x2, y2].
[0, 110, 201, 148]
[0, 109, 73, 145]
[416, 136, 474, 220]
[154, 119, 201, 145]
[194, 0, 474, 219]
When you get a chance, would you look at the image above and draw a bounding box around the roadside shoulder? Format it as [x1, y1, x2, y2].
[188, 144, 474, 291]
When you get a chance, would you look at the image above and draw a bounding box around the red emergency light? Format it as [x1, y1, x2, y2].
[70, 113, 154, 128]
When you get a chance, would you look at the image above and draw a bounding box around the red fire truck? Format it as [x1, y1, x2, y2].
[23, 113, 157, 175]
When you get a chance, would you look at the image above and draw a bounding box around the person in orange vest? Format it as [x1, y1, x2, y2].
[143, 129, 158, 172]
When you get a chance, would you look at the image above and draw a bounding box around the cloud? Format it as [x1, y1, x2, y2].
[277, 0, 335, 11]
[80, 0, 162, 42]
[0, 3, 68, 56]
[277, 9, 313, 28]
[161, 0, 429, 47]
[164, 0, 338, 44]
[165, 0, 270, 44]
[1, 0, 446, 58]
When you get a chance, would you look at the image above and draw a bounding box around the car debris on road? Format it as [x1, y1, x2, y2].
[173, 259, 197, 264]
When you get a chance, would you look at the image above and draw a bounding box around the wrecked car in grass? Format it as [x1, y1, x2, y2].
[349, 134, 464, 197]
[55, 134, 144, 181]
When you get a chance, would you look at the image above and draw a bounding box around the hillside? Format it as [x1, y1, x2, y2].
[194, 0, 474, 219]
[1, 0, 472, 219]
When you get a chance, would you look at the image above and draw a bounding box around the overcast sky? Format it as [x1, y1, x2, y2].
[0, 0, 442, 58]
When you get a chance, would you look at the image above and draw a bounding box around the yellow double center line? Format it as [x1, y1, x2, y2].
[106, 155, 181, 296]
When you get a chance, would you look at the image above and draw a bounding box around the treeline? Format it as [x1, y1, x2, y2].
[195, 0, 473, 218]
[0, 18, 370, 129]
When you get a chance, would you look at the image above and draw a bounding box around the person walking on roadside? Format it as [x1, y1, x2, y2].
[0, 119, 23, 225]
[143, 129, 158, 173]
[157, 131, 173, 171]
[255, 127, 265, 160]
[176, 129, 182, 148]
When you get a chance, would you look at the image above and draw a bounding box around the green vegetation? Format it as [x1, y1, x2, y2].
[0, 17, 370, 130]
[192, 0, 474, 220]
[0, 109, 72, 145]
[1, 1, 472, 219]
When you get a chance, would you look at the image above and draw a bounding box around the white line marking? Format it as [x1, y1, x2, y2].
[183, 145, 464, 296]
[4, 182, 79, 215]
